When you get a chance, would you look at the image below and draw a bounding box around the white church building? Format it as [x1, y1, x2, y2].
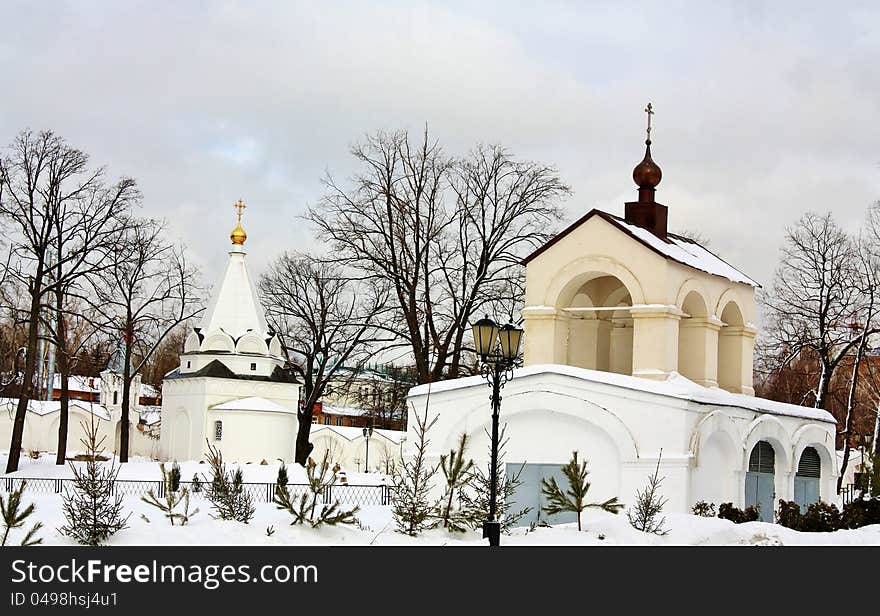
[157, 202, 405, 468]
[408, 125, 838, 524]
[158, 202, 301, 463]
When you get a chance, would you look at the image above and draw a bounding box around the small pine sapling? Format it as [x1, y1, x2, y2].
[202, 441, 255, 523]
[460, 426, 532, 533]
[273, 453, 359, 527]
[191, 473, 202, 493]
[141, 463, 199, 526]
[627, 451, 668, 535]
[169, 461, 181, 492]
[1, 481, 44, 546]
[391, 403, 440, 536]
[435, 433, 474, 532]
[59, 416, 129, 545]
[541, 451, 624, 531]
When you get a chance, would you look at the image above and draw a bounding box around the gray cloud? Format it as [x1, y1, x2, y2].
[1, 0, 878, 296]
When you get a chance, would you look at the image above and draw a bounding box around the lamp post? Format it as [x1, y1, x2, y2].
[472, 316, 523, 547]
[363, 425, 374, 472]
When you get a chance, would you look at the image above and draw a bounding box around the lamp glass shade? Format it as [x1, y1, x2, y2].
[498, 323, 523, 360]
[472, 316, 499, 357]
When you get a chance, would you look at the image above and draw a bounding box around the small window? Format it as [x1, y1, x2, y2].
[323, 417, 331, 425]
[250, 362, 257, 371]
[113, 391, 118, 405]
[186, 361, 191, 368]
[335, 417, 343, 426]
[311, 416, 318, 424]
[214, 420, 223, 441]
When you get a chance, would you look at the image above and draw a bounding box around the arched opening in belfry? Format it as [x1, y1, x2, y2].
[564, 275, 634, 375]
[677, 291, 711, 384]
[717, 301, 745, 392]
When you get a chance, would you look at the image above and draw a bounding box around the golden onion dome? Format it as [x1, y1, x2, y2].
[231, 198, 247, 245]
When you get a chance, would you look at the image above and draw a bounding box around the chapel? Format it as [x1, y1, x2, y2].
[408, 106, 838, 523]
[158, 201, 301, 463]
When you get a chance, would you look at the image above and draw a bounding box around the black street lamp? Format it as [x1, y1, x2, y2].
[363, 425, 374, 472]
[472, 316, 523, 547]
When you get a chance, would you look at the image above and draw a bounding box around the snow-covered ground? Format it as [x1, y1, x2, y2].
[4, 494, 880, 546]
[3, 452, 879, 546]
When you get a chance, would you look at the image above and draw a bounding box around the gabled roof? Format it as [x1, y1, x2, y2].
[521, 209, 760, 287]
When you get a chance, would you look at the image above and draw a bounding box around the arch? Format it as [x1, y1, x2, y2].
[791, 423, 838, 503]
[201, 331, 235, 353]
[677, 290, 711, 383]
[675, 278, 711, 310]
[714, 289, 747, 322]
[546, 255, 646, 308]
[268, 336, 283, 357]
[560, 272, 637, 376]
[717, 299, 746, 392]
[445, 389, 640, 463]
[743, 414, 792, 473]
[310, 431, 347, 467]
[184, 331, 201, 353]
[236, 332, 268, 355]
[689, 409, 742, 464]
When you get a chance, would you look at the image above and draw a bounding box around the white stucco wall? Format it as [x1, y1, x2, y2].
[407, 365, 838, 517]
[159, 376, 302, 463]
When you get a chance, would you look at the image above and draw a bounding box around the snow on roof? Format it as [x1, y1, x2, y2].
[138, 405, 162, 426]
[0, 397, 112, 421]
[618, 218, 759, 287]
[409, 364, 835, 424]
[312, 424, 406, 444]
[210, 396, 295, 414]
[321, 404, 369, 417]
[51, 374, 100, 393]
[522, 209, 759, 287]
[49, 373, 160, 398]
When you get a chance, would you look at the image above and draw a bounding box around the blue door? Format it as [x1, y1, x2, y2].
[745, 441, 775, 522]
[506, 463, 577, 527]
[794, 447, 821, 511]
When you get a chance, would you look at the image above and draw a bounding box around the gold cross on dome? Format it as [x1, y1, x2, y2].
[234, 198, 246, 221]
[645, 102, 654, 143]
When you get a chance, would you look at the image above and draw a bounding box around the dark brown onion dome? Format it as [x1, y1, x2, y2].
[632, 140, 662, 189]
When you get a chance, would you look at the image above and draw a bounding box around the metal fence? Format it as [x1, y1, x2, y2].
[1, 477, 392, 507]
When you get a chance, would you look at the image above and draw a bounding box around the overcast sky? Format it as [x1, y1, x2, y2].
[2, 1, 878, 296]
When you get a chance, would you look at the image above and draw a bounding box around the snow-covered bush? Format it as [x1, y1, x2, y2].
[692, 501, 716, 517]
[717, 502, 759, 524]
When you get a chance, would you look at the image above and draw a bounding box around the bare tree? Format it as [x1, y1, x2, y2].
[308, 128, 568, 384]
[92, 218, 202, 462]
[836, 238, 880, 490]
[760, 212, 869, 410]
[259, 252, 388, 465]
[0, 130, 137, 473]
